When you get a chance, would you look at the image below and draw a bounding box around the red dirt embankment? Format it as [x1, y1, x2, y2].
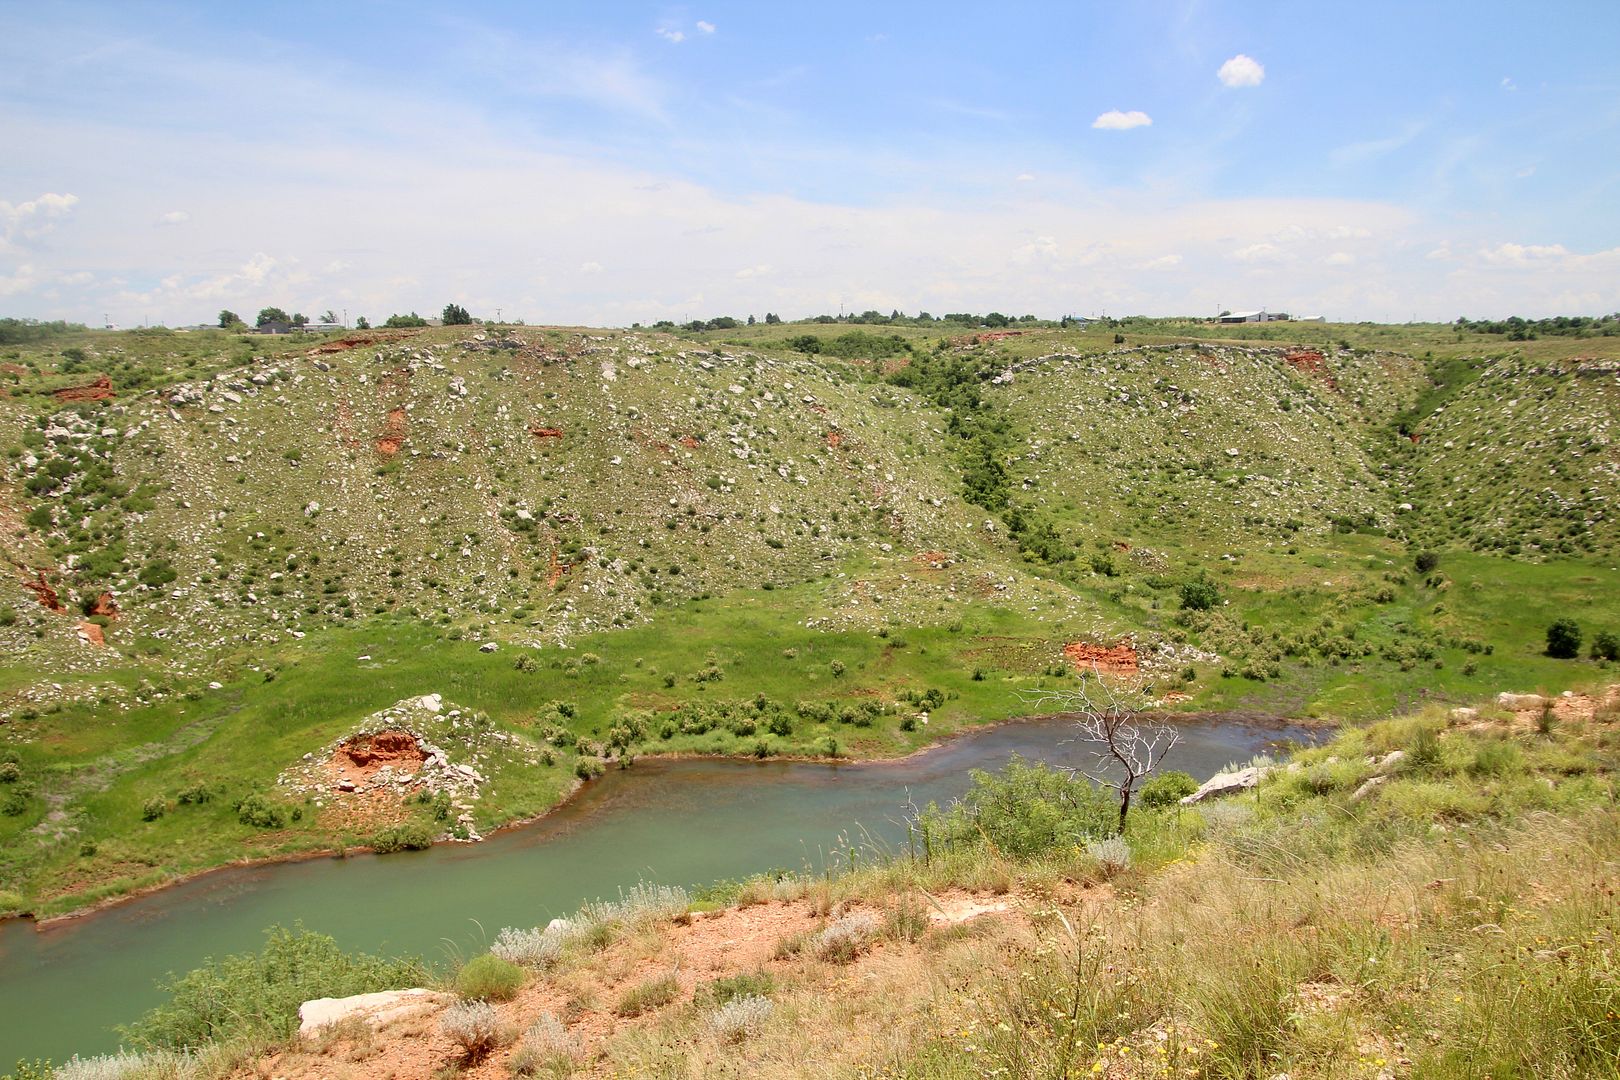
[54, 375, 115, 402]
[1062, 641, 1139, 675]
[21, 570, 62, 611]
[376, 407, 407, 456]
[529, 426, 564, 440]
[1283, 350, 1337, 389]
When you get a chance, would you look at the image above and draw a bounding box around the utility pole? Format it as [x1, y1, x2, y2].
[496, 307, 502, 324]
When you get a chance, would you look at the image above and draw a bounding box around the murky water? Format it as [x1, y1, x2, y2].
[0, 714, 1307, 1062]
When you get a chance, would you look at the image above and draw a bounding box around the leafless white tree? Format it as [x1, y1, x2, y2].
[1026, 669, 1181, 835]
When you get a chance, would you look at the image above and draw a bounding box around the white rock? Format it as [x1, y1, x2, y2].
[297, 989, 445, 1037]
[479, 642, 498, 653]
[1180, 765, 1271, 805]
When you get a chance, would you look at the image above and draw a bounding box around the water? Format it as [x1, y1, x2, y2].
[0, 714, 1306, 1062]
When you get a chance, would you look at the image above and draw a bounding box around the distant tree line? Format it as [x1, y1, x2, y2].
[1454, 314, 1619, 340]
[0, 318, 86, 344]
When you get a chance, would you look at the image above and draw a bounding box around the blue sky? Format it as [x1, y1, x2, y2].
[2, 0, 1618, 325]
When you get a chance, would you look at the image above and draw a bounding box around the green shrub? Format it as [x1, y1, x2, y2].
[698, 970, 775, 1007]
[235, 792, 287, 829]
[1179, 574, 1221, 612]
[1414, 550, 1440, 573]
[1139, 770, 1199, 807]
[1545, 618, 1582, 659]
[615, 971, 680, 1016]
[0, 762, 19, 784]
[141, 797, 167, 822]
[1468, 739, 1525, 778]
[1590, 630, 1619, 661]
[919, 756, 1113, 858]
[120, 926, 426, 1049]
[455, 952, 525, 1002]
[370, 821, 435, 853]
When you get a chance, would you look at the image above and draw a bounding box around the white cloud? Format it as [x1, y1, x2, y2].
[1217, 54, 1265, 88]
[1142, 254, 1182, 270]
[1501, 76, 1517, 91]
[1016, 173, 1035, 182]
[155, 210, 189, 226]
[579, 260, 605, 274]
[656, 27, 685, 44]
[1478, 242, 1570, 266]
[695, 20, 716, 34]
[1232, 242, 1283, 263]
[1, 192, 80, 248]
[1324, 251, 1355, 266]
[1092, 110, 1152, 131]
[734, 264, 771, 279]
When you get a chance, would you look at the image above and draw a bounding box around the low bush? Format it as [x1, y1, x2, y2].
[813, 911, 879, 963]
[490, 925, 566, 968]
[440, 999, 503, 1062]
[698, 970, 774, 1007]
[455, 952, 525, 1002]
[615, 971, 680, 1016]
[710, 994, 773, 1042]
[120, 925, 426, 1049]
[235, 793, 287, 829]
[1138, 770, 1198, 807]
[510, 1012, 578, 1074]
[369, 821, 435, 853]
[917, 756, 1113, 858]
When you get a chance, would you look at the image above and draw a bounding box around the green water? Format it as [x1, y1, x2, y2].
[0, 715, 1303, 1062]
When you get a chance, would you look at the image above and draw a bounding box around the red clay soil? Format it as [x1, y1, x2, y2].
[911, 550, 952, 571]
[529, 426, 564, 440]
[826, 431, 844, 448]
[342, 730, 426, 771]
[87, 591, 118, 619]
[76, 621, 105, 647]
[376, 407, 407, 456]
[546, 547, 569, 590]
[53, 375, 115, 402]
[308, 333, 387, 355]
[1063, 641, 1140, 676]
[21, 570, 62, 611]
[1283, 350, 1338, 389]
[677, 434, 700, 449]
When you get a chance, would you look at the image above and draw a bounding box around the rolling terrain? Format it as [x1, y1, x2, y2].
[0, 318, 1616, 918]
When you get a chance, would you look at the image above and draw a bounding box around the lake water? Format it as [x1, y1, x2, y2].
[0, 714, 1307, 1062]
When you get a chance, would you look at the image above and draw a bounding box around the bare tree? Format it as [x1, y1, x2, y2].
[1027, 669, 1181, 835]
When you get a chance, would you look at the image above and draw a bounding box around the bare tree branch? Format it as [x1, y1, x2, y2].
[1022, 666, 1182, 834]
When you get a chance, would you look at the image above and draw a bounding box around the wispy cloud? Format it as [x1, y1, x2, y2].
[155, 210, 189, 226]
[1217, 54, 1265, 88]
[656, 27, 685, 44]
[1093, 110, 1152, 131]
[1331, 121, 1426, 167]
[695, 20, 716, 34]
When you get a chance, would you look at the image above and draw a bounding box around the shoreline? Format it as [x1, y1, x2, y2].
[8, 706, 1312, 930]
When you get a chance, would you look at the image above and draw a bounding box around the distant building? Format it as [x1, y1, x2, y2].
[306, 321, 344, 333]
[257, 321, 292, 335]
[1295, 315, 1326, 323]
[1219, 310, 1293, 323]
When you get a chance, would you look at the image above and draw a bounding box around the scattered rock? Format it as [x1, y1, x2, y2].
[1180, 765, 1271, 805]
[1496, 693, 1546, 711]
[297, 989, 447, 1037]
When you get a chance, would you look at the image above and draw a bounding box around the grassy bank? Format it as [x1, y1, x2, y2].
[10, 684, 1616, 1078]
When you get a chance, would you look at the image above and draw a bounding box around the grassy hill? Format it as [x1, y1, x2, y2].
[0, 319, 1616, 917]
